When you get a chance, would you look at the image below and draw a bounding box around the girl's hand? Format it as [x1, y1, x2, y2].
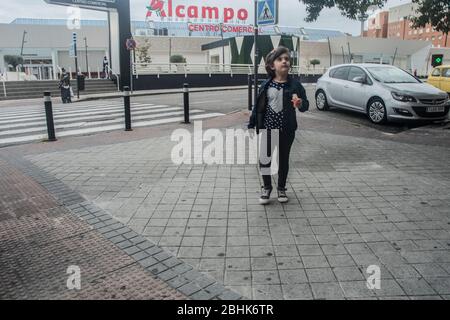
[291, 94, 302, 109]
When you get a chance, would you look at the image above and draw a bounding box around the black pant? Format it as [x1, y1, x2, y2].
[259, 129, 296, 190]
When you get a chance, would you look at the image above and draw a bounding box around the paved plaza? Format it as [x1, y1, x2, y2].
[1, 96, 450, 299]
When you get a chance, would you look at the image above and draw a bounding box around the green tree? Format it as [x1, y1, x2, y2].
[170, 55, 187, 63]
[4, 55, 24, 70]
[299, 0, 387, 22]
[410, 0, 449, 47]
[310, 59, 321, 69]
[136, 39, 152, 65]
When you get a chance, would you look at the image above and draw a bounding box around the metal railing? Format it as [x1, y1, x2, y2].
[133, 63, 327, 77]
[107, 66, 121, 91]
[1, 74, 6, 97]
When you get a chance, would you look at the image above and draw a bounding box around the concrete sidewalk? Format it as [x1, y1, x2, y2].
[1, 109, 449, 300]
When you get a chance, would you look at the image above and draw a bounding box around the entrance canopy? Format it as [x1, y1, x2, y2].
[44, 0, 131, 90]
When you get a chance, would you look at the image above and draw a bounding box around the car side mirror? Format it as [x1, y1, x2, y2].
[353, 76, 365, 84]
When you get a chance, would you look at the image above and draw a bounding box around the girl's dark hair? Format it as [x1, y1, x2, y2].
[265, 46, 292, 78]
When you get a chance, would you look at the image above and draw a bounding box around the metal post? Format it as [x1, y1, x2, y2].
[248, 74, 252, 111]
[73, 33, 80, 99]
[392, 47, 398, 66]
[183, 83, 190, 124]
[84, 37, 89, 78]
[123, 86, 132, 131]
[44, 92, 56, 142]
[220, 23, 225, 72]
[20, 30, 27, 57]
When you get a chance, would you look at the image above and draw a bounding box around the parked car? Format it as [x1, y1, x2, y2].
[427, 65, 450, 94]
[315, 64, 450, 124]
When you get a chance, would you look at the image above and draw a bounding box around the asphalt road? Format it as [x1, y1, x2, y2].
[1, 86, 449, 140]
[132, 88, 450, 135]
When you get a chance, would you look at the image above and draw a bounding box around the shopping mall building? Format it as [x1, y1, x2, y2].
[0, 0, 448, 83]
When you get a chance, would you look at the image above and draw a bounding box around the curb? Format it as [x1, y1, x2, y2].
[74, 86, 249, 103]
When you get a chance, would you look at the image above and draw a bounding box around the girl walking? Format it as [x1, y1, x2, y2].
[248, 46, 309, 204]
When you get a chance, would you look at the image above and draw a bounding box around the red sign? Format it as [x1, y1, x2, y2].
[146, 0, 250, 24]
[126, 38, 137, 51]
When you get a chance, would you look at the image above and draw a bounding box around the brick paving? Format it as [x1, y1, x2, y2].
[0, 158, 187, 300]
[1, 106, 450, 300]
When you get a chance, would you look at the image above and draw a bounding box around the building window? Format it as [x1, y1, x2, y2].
[426, 28, 430, 33]
[419, 29, 423, 34]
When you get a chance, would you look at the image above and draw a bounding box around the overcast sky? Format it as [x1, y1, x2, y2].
[0, 0, 412, 35]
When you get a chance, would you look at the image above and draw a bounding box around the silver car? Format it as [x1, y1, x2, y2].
[315, 64, 450, 124]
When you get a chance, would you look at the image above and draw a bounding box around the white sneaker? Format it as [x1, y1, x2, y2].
[259, 186, 272, 205]
[277, 188, 288, 203]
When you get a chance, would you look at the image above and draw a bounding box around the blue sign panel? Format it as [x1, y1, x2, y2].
[257, 0, 278, 26]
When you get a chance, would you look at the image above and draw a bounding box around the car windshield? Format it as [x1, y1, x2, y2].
[366, 67, 419, 84]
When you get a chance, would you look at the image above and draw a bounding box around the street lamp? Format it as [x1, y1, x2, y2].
[20, 30, 27, 57]
[219, 22, 225, 71]
[84, 37, 89, 78]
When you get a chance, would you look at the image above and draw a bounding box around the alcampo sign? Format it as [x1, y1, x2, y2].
[146, 0, 251, 24]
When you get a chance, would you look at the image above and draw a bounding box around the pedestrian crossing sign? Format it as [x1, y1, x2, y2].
[257, 0, 278, 26]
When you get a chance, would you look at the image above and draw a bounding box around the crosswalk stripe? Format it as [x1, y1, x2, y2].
[0, 102, 224, 147]
[0, 113, 223, 146]
[0, 104, 170, 125]
[0, 106, 180, 130]
[0, 102, 157, 118]
[0, 110, 205, 137]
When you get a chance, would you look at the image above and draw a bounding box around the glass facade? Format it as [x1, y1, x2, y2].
[10, 18, 346, 41]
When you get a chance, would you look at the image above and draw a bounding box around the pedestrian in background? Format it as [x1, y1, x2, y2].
[248, 46, 309, 205]
[58, 68, 72, 103]
[102, 56, 109, 79]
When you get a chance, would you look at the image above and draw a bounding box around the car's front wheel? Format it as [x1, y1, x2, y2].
[315, 90, 329, 111]
[367, 98, 388, 124]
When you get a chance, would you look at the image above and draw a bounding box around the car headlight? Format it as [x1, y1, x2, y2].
[391, 92, 417, 102]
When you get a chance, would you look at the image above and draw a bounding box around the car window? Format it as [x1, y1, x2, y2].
[366, 66, 420, 83]
[443, 69, 450, 78]
[348, 67, 367, 82]
[432, 68, 441, 77]
[331, 67, 350, 80]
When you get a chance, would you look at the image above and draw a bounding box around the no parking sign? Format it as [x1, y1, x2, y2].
[126, 38, 137, 51]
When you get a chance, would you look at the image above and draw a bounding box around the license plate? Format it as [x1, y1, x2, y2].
[426, 106, 445, 113]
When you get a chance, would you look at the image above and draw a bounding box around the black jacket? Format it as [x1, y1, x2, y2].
[248, 76, 309, 132]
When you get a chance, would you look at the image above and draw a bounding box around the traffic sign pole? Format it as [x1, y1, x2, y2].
[73, 32, 80, 99]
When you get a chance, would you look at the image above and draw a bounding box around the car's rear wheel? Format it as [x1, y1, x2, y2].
[367, 98, 388, 124]
[315, 90, 329, 111]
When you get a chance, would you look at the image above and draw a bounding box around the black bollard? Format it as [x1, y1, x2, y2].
[183, 83, 190, 124]
[44, 92, 56, 142]
[248, 74, 253, 111]
[123, 86, 132, 131]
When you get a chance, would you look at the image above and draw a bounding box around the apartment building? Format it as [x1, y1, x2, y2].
[366, 3, 448, 48]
